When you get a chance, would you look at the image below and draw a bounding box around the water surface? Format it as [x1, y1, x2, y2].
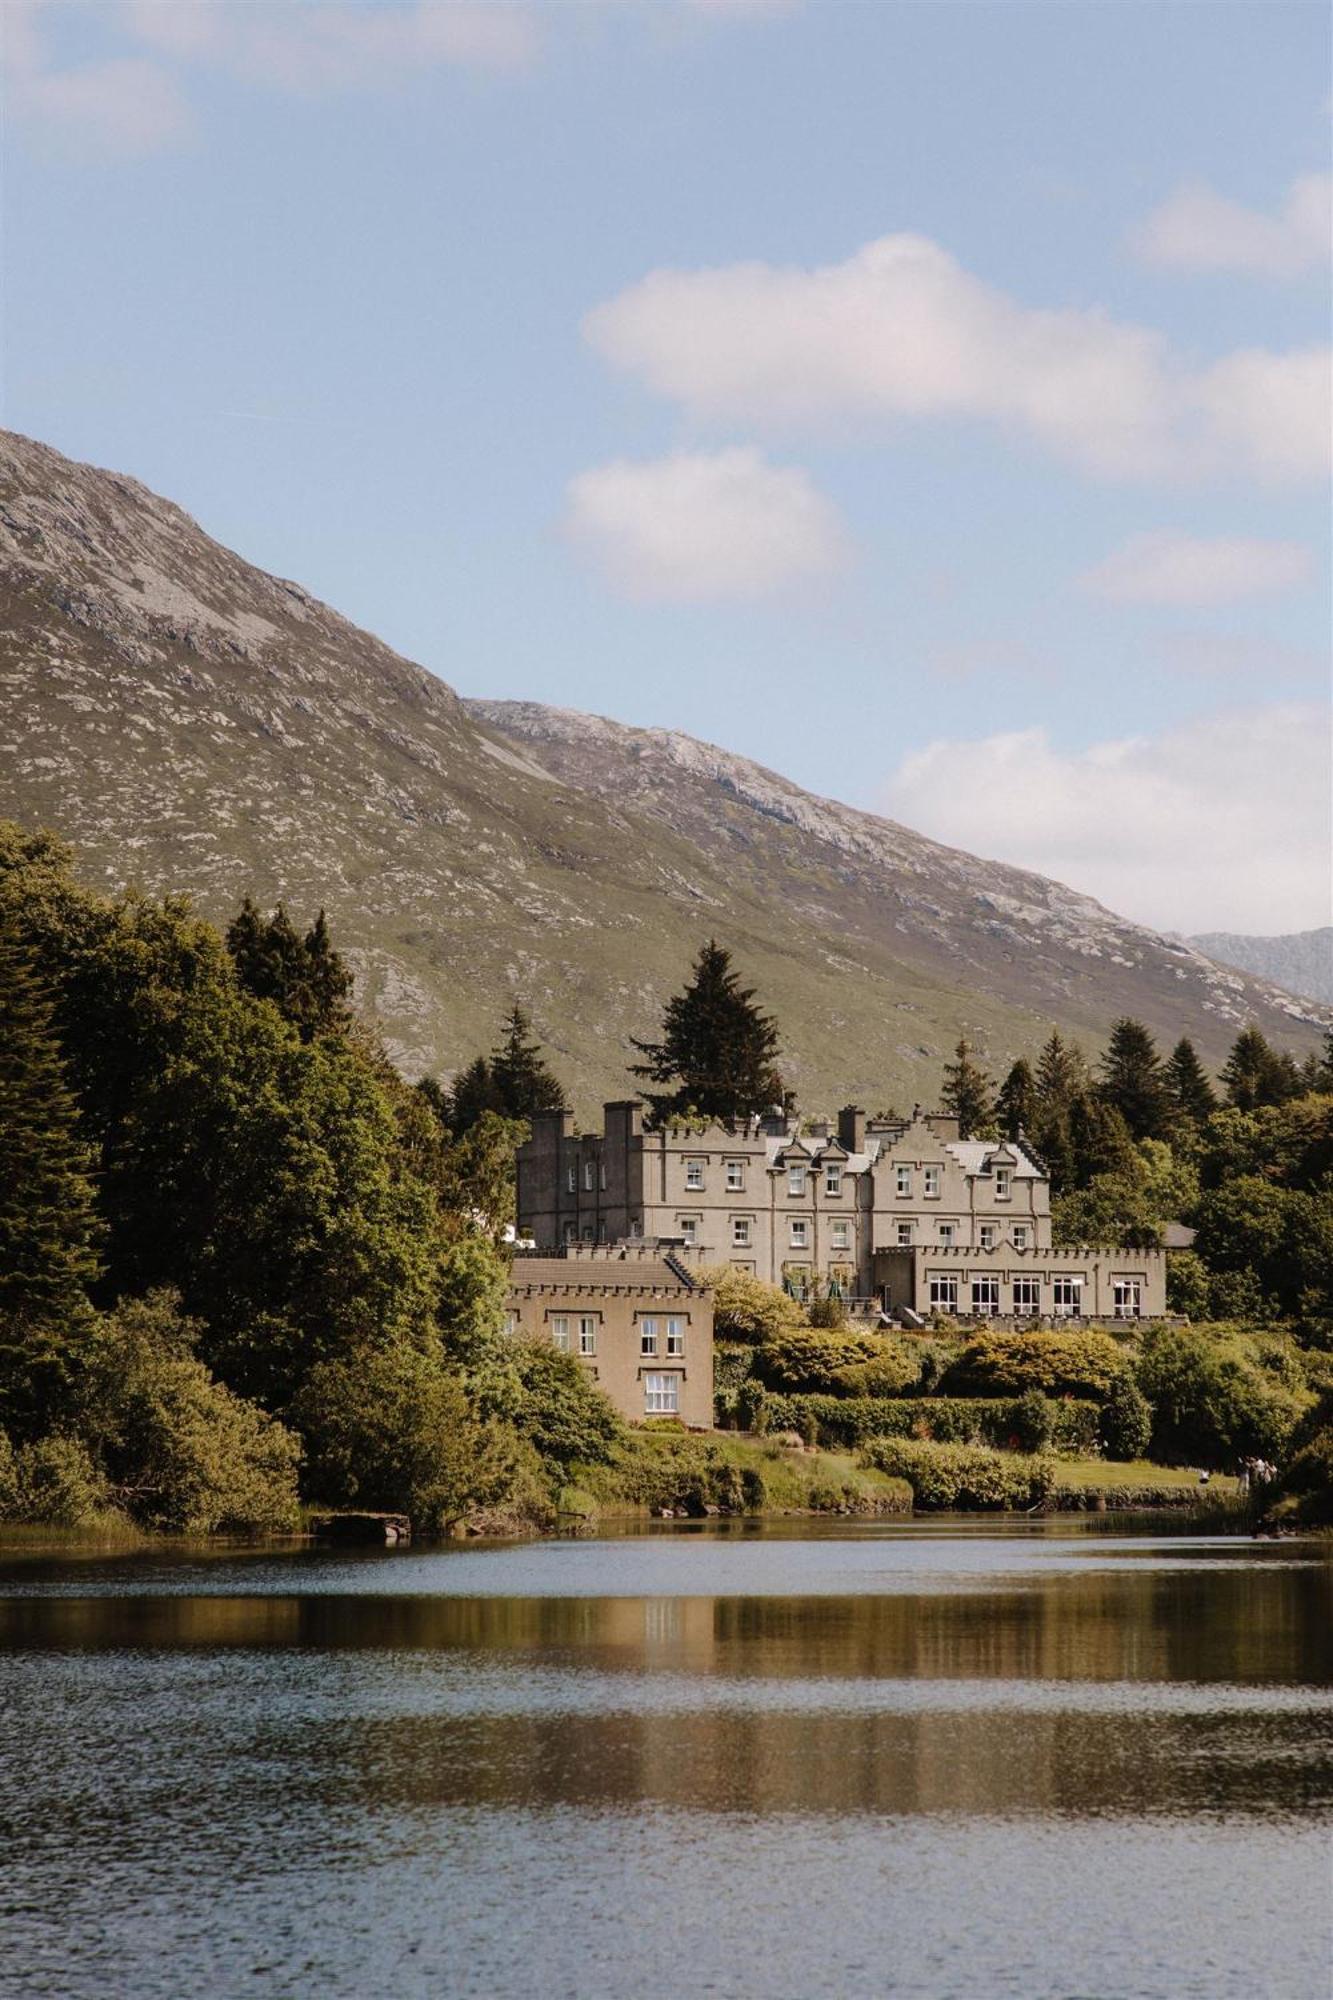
[1, 1522, 1329, 1999]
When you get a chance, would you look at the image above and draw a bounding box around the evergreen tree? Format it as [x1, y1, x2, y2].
[448, 1055, 502, 1135]
[1099, 1017, 1169, 1141]
[1222, 1027, 1302, 1112]
[226, 899, 352, 1041]
[1164, 1037, 1217, 1130]
[489, 1006, 566, 1120]
[1027, 1031, 1088, 1190]
[940, 1037, 994, 1139]
[1068, 1091, 1137, 1186]
[994, 1058, 1037, 1140]
[0, 920, 103, 1436]
[630, 939, 784, 1125]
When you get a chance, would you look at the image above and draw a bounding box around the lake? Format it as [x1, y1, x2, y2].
[0, 1520, 1329, 2000]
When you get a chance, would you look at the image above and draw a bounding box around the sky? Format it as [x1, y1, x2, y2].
[3, 0, 1331, 936]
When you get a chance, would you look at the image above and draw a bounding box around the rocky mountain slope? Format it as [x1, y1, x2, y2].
[1, 429, 1323, 1115]
[1189, 929, 1333, 1006]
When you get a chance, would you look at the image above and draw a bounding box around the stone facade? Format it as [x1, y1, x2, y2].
[503, 1242, 714, 1429]
[516, 1103, 1168, 1321]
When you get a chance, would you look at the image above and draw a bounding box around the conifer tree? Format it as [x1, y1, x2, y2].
[630, 940, 784, 1125]
[1028, 1030, 1089, 1191]
[225, 899, 351, 1041]
[0, 921, 103, 1436]
[448, 1056, 502, 1136]
[1099, 1017, 1169, 1141]
[1068, 1091, 1137, 1185]
[490, 1005, 567, 1121]
[994, 1058, 1037, 1140]
[1164, 1037, 1217, 1129]
[940, 1037, 994, 1139]
[1222, 1027, 1302, 1112]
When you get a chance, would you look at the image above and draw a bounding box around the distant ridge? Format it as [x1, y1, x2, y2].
[0, 428, 1325, 1116]
[1189, 929, 1333, 1007]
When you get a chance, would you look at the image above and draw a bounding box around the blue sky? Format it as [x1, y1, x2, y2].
[4, 0, 1330, 933]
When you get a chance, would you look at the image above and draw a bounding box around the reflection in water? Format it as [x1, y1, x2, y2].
[1, 1526, 1329, 2000]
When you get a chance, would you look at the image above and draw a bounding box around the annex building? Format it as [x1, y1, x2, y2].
[516, 1102, 1167, 1323]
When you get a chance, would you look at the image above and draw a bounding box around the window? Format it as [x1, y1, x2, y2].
[685, 1159, 705, 1190]
[830, 1220, 850, 1252]
[1013, 1226, 1028, 1250]
[788, 1164, 807, 1196]
[503, 1310, 519, 1336]
[644, 1373, 679, 1416]
[1053, 1278, 1083, 1317]
[666, 1317, 685, 1357]
[897, 1222, 913, 1247]
[725, 1160, 745, 1192]
[578, 1316, 598, 1355]
[896, 1165, 912, 1198]
[581, 1224, 594, 1242]
[678, 1217, 698, 1246]
[1012, 1277, 1040, 1314]
[824, 1164, 843, 1197]
[583, 1160, 595, 1192]
[972, 1277, 1000, 1316]
[562, 1220, 577, 1246]
[640, 1317, 659, 1357]
[732, 1217, 751, 1247]
[789, 1219, 809, 1250]
[923, 1166, 940, 1198]
[550, 1316, 570, 1351]
[980, 1224, 997, 1250]
[928, 1274, 958, 1311]
[995, 1166, 1012, 1201]
[629, 1216, 642, 1238]
[1113, 1279, 1142, 1320]
[599, 1164, 607, 1191]
[938, 1222, 955, 1246]
[565, 1166, 576, 1194]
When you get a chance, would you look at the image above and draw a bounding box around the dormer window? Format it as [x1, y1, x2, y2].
[824, 1164, 842, 1197]
[788, 1164, 807, 1196]
[995, 1167, 1012, 1200]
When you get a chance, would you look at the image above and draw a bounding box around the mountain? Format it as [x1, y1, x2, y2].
[1, 429, 1324, 1117]
[1189, 929, 1333, 1007]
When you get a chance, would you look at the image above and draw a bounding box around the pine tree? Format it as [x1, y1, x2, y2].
[1099, 1017, 1169, 1141]
[1164, 1037, 1217, 1129]
[940, 1037, 994, 1139]
[994, 1058, 1037, 1140]
[226, 900, 351, 1041]
[1029, 1030, 1089, 1191]
[490, 1006, 566, 1121]
[1068, 1091, 1137, 1186]
[448, 1056, 502, 1135]
[630, 939, 784, 1125]
[0, 921, 103, 1436]
[1222, 1027, 1302, 1112]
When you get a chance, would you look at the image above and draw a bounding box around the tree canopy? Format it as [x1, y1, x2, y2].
[631, 940, 785, 1126]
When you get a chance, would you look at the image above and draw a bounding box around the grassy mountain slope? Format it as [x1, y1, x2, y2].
[1, 429, 1323, 1116]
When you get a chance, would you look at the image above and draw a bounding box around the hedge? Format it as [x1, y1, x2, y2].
[861, 1438, 1056, 1510]
[760, 1393, 1100, 1455]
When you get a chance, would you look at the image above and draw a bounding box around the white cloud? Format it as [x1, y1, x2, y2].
[3, 4, 193, 156]
[880, 703, 1332, 934]
[584, 232, 1332, 486]
[1080, 531, 1313, 607]
[1132, 173, 1333, 279]
[564, 447, 850, 601]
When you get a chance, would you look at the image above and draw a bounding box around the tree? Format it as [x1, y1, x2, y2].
[994, 1059, 1036, 1141]
[1029, 1031, 1090, 1191]
[1222, 1027, 1302, 1112]
[1067, 1091, 1137, 1186]
[940, 1037, 993, 1139]
[448, 1056, 502, 1135]
[489, 1005, 566, 1120]
[697, 1265, 805, 1344]
[225, 899, 352, 1041]
[631, 940, 784, 1125]
[1164, 1038, 1217, 1133]
[1099, 1018, 1169, 1141]
[0, 919, 103, 1438]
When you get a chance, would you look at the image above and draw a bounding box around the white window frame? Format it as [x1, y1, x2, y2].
[565, 1165, 577, 1194]
[896, 1164, 912, 1198]
[1052, 1278, 1083, 1318]
[583, 1159, 595, 1192]
[897, 1222, 913, 1247]
[1113, 1279, 1143, 1320]
[678, 1217, 699, 1246]
[928, 1274, 958, 1311]
[980, 1223, 998, 1251]
[666, 1317, 685, 1357]
[923, 1166, 940, 1198]
[1012, 1277, 1040, 1314]
[684, 1159, 705, 1191]
[725, 1160, 745, 1191]
[644, 1373, 679, 1416]
[640, 1317, 659, 1357]
[824, 1164, 842, 1197]
[972, 1277, 1000, 1316]
[562, 1220, 577, 1246]
[789, 1219, 809, 1250]
[578, 1316, 598, 1355]
[732, 1217, 751, 1247]
[995, 1167, 1012, 1201]
[938, 1222, 955, 1246]
[830, 1220, 850, 1252]
[1013, 1226, 1028, 1250]
[787, 1164, 807, 1196]
[550, 1315, 570, 1351]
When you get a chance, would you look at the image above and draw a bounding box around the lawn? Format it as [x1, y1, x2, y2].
[1054, 1458, 1238, 1493]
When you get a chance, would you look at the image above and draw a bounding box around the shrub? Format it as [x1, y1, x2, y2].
[829, 1351, 922, 1398]
[602, 1433, 764, 1515]
[735, 1381, 769, 1433]
[942, 1328, 1128, 1401]
[1135, 1323, 1308, 1470]
[861, 1438, 1056, 1511]
[756, 1327, 908, 1394]
[13, 1435, 111, 1526]
[698, 1266, 805, 1343]
[481, 1337, 623, 1472]
[0, 1430, 16, 1516]
[1100, 1373, 1152, 1461]
[1011, 1389, 1054, 1453]
[762, 1393, 1100, 1455]
[1166, 1250, 1211, 1319]
[805, 1295, 848, 1330]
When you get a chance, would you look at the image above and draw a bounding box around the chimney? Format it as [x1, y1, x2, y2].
[838, 1104, 866, 1153]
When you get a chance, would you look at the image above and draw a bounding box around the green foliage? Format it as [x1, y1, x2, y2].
[830, 1352, 924, 1398]
[1222, 1027, 1303, 1113]
[225, 899, 352, 1041]
[700, 1265, 805, 1343]
[80, 1292, 300, 1534]
[941, 1037, 994, 1139]
[1164, 1038, 1217, 1132]
[1010, 1388, 1054, 1453]
[479, 1338, 623, 1474]
[861, 1437, 1056, 1510]
[631, 938, 785, 1126]
[995, 1059, 1036, 1141]
[489, 1005, 566, 1120]
[1099, 1373, 1152, 1460]
[755, 1326, 910, 1394]
[1099, 1018, 1169, 1142]
[293, 1344, 519, 1533]
[9, 1434, 112, 1527]
[1135, 1323, 1309, 1469]
[1166, 1248, 1211, 1318]
[762, 1393, 1101, 1455]
[942, 1327, 1129, 1400]
[1268, 1391, 1333, 1524]
[805, 1294, 848, 1330]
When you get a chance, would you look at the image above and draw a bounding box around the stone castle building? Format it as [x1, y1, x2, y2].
[516, 1102, 1167, 1322]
